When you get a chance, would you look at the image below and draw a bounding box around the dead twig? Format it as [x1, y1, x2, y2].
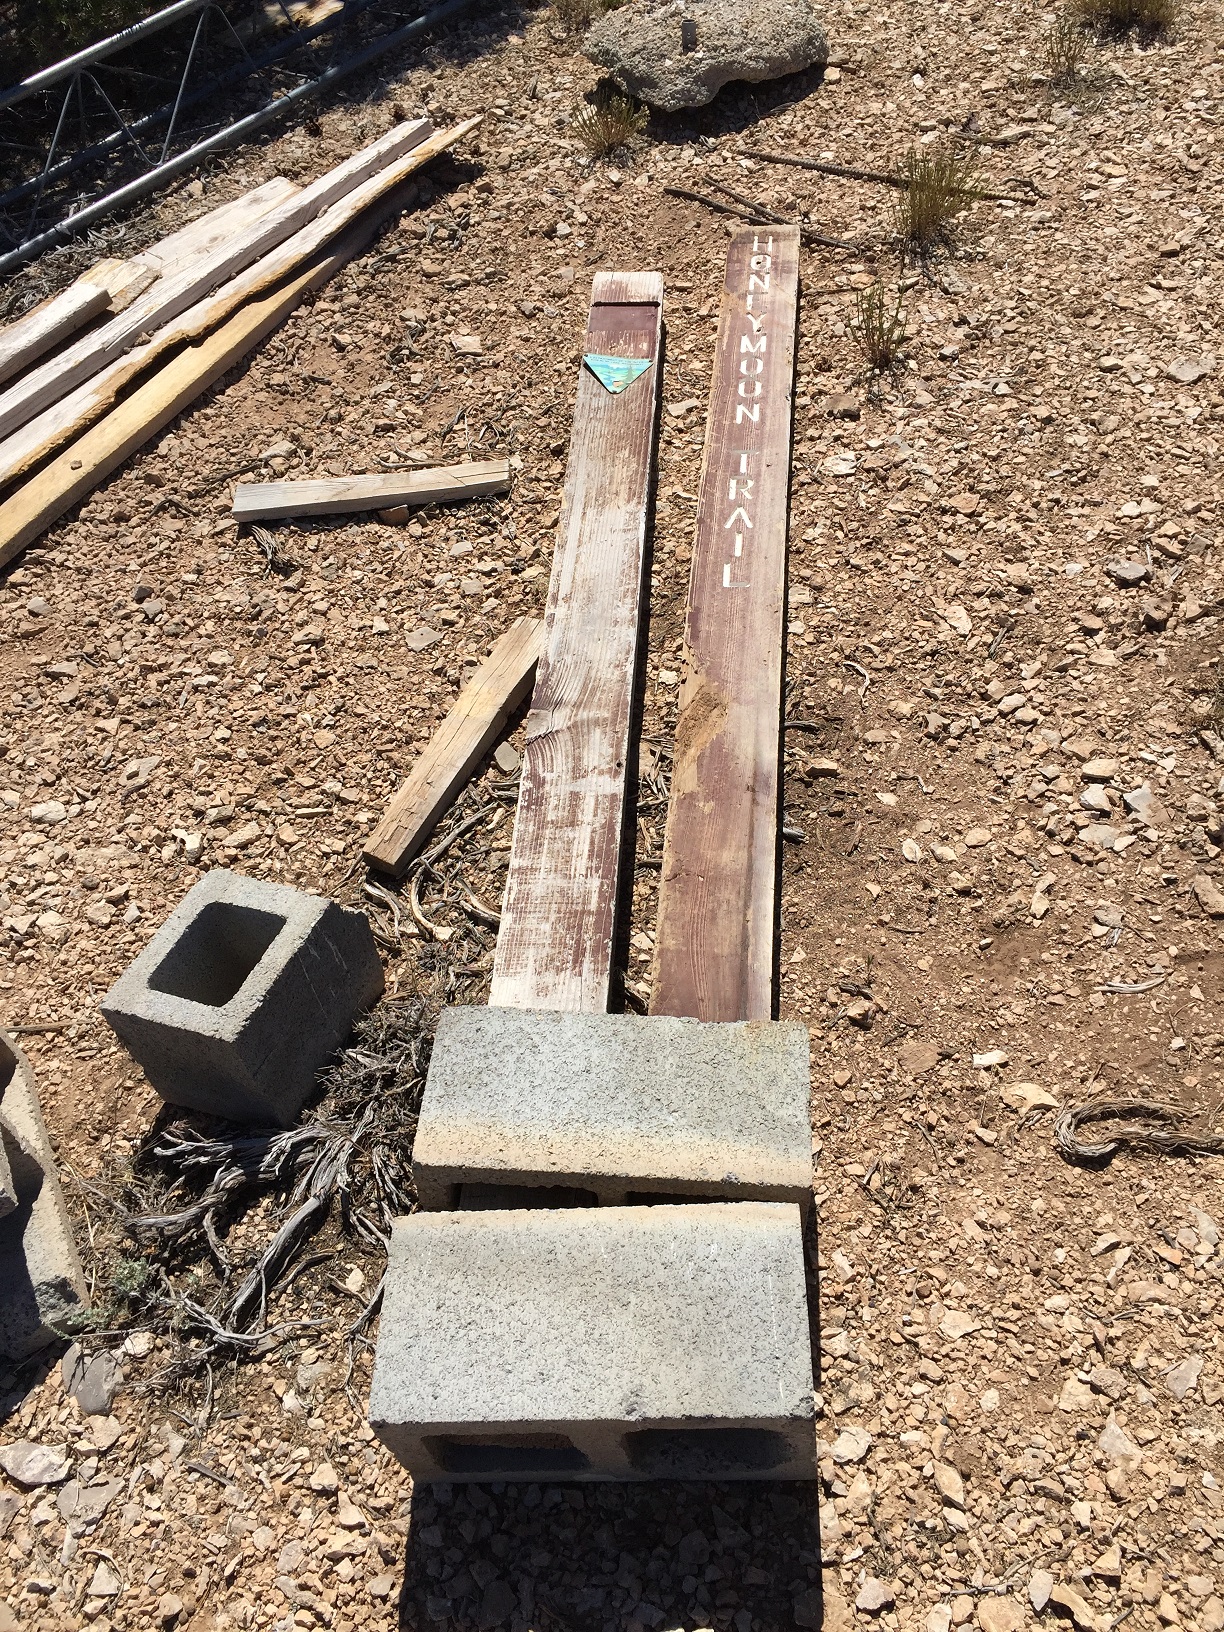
[662, 184, 858, 252]
[1055, 1098, 1224, 1163]
[741, 147, 1029, 203]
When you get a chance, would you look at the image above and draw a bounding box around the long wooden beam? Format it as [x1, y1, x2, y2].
[364, 617, 544, 879]
[0, 180, 296, 390]
[488, 271, 663, 1014]
[0, 120, 432, 444]
[650, 227, 800, 1023]
[233, 454, 507, 522]
[0, 193, 410, 571]
[0, 123, 477, 492]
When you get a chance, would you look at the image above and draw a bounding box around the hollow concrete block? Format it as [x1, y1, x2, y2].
[100, 869, 383, 1126]
[369, 1202, 817, 1482]
[0, 1030, 87, 1360]
[412, 1007, 813, 1211]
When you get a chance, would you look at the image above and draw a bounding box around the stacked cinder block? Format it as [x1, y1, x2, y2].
[411, 1007, 813, 1210]
[369, 1008, 819, 1483]
[370, 1202, 815, 1482]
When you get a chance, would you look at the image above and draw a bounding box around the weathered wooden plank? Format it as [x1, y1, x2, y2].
[650, 227, 800, 1023]
[0, 122, 477, 492]
[488, 271, 663, 1014]
[0, 182, 301, 389]
[0, 121, 432, 444]
[0, 192, 408, 571]
[364, 617, 544, 879]
[233, 456, 509, 521]
[0, 284, 110, 388]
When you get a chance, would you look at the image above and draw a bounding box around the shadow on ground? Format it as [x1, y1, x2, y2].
[398, 1479, 824, 1632]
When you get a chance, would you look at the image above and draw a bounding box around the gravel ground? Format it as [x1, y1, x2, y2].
[1, 3, 1223, 1632]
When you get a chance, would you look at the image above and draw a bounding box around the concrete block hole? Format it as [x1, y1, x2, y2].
[148, 901, 286, 1008]
[453, 1183, 724, 1210]
[623, 1427, 793, 1477]
[424, 1434, 591, 1476]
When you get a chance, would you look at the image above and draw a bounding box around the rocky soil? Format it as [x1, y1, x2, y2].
[1, 3, 1223, 1632]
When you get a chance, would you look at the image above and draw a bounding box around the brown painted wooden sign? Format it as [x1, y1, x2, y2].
[489, 271, 663, 1014]
[651, 227, 800, 1022]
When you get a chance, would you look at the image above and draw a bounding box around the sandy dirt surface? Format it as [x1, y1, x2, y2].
[1, 3, 1223, 1632]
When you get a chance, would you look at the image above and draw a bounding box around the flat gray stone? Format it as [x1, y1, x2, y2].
[101, 869, 383, 1126]
[369, 1202, 817, 1482]
[0, 1030, 87, 1361]
[1080, 823, 1122, 850]
[62, 1346, 123, 1416]
[1166, 354, 1215, 385]
[1106, 558, 1151, 588]
[413, 1007, 813, 1211]
[586, 0, 828, 113]
[0, 1440, 70, 1487]
[1124, 783, 1170, 828]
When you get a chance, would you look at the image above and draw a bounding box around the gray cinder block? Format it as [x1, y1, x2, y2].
[369, 1202, 817, 1482]
[0, 1030, 88, 1360]
[412, 1007, 813, 1211]
[100, 869, 383, 1126]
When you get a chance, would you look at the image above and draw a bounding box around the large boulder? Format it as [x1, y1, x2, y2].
[585, 0, 828, 113]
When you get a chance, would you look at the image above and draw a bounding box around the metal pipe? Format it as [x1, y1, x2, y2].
[0, 0, 390, 218]
[0, 0, 213, 111]
[0, 0, 477, 277]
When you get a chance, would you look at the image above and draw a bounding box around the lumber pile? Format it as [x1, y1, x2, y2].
[0, 115, 481, 567]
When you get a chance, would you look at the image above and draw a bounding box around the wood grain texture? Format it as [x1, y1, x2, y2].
[233, 454, 508, 520]
[0, 283, 111, 388]
[650, 227, 799, 1023]
[0, 122, 477, 493]
[364, 617, 544, 878]
[489, 272, 663, 1014]
[0, 122, 432, 445]
[0, 197, 403, 570]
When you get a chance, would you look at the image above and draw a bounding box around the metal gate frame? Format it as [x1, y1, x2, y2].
[0, 0, 477, 277]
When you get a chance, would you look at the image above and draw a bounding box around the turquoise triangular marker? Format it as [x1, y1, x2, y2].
[584, 353, 653, 394]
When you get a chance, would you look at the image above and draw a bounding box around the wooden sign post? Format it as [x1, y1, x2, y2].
[650, 228, 800, 1023]
[489, 272, 663, 1014]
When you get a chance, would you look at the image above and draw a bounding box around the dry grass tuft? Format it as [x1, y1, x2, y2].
[1043, 12, 1091, 82]
[572, 87, 649, 159]
[850, 283, 908, 375]
[553, 0, 621, 33]
[1070, 0, 1178, 36]
[892, 147, 981, 256]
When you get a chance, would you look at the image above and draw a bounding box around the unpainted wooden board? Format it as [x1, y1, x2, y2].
[233, 454, 508, 521]
[0, 182, 299, 391]
[650, 227, 800, 1023]
[364, 617, 544, 879]
[0, 121, 432, 444]
[0, 194, 406, 571]
[138, 177, 301, 276]
[0, 284, 111, 388]
[488, 270, 663, 1015]
[73, 257, 160, 313]
[0, 121, 477, 492]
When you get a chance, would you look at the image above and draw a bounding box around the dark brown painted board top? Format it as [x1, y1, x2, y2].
[650, 228, 800, 1023]
[489, 271, 663, 1014]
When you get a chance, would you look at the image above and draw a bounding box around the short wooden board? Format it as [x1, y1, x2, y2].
[650, 227, 800, 1023]
[363, 617, 544, 878]
[232, 457, 509, 520]
[488, 271, 663, 1014]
